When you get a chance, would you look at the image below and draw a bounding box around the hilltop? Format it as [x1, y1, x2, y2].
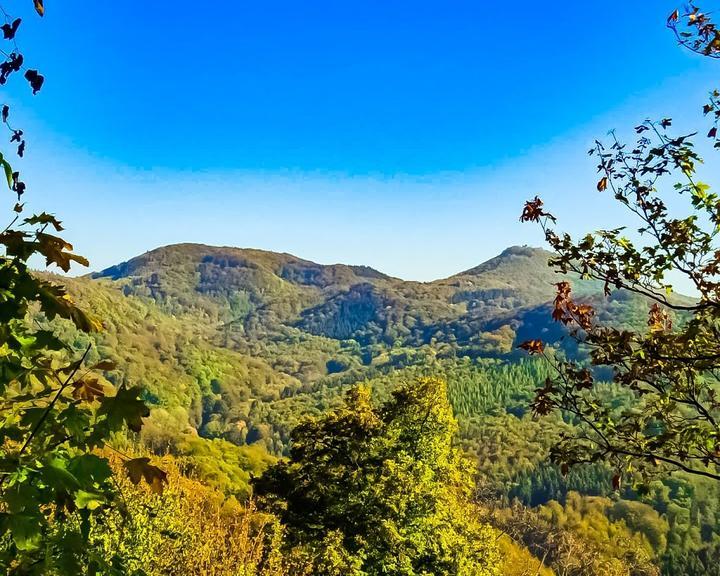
[89, 243, 570, 351]
[80, 242, 658, 389]
[33, 242, 652, 459]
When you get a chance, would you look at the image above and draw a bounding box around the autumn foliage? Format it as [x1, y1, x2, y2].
[0, 2, 162, 572]
[520, 4, 720, 484]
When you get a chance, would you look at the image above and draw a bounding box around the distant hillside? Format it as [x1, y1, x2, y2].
[90, 243, 578, 352]
[39, 241, 674, 462]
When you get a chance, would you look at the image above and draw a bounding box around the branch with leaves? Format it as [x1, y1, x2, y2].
[518, 4, 720, 486]
[0, 3, 165, 573]
[667, 3, 720, 58]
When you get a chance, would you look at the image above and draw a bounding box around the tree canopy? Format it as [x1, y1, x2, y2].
[254, 377, 500, 576]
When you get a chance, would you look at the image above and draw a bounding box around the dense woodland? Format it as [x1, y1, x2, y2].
[2, 2, 720, 575]
[19, 242, 716, 575]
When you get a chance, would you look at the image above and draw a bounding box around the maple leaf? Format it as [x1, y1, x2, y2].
[71, 375, 105, 402]
[124, 458, 167, 494]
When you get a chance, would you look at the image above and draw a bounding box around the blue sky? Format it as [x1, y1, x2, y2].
[3, 1, 719, 280]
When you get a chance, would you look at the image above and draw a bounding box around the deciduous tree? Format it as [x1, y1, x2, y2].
[254, 377, 499, 576]
[520, 4, 720, 484]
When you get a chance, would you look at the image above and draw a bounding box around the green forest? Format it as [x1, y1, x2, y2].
[2, 2, 720, 576]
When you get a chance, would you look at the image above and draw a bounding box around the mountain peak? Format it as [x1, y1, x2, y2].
[455, 245, 552, 278]
[93, 243, 392, 281]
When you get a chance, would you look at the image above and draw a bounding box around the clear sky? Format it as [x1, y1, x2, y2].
[3, 1, 719, 280]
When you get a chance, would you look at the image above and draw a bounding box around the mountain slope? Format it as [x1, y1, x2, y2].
[91, 243, 572, 351]
[48, 243, 712, 575]
[50, 242, 668, 458]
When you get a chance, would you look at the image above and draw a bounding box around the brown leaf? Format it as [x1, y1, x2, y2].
[124, 458, 168, 494]
[34, 0, 44, 17]
[518, 339, 544, 355]
[648, 303, 671, 332]
[91, 360, 117, 371]
[519, 196, 556, 223]
[71, 375, 105, 401]
[597, 176, 608, 192]
[575, 369, 594, 390]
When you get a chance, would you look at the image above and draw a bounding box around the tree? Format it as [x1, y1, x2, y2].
[519, 4, 720, 483]
[91, 452, 289, 576]
[0, 3, 162, 573]
[253, 377, 499, 576]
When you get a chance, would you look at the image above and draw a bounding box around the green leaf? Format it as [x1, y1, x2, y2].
[5, 513, 43, 551]
[67, 453, 113, 486]
[97, 386, 149, 434]
[74, 490, 106, 511]
[41, 456, 81, 493]
[0, 155, 12, 188]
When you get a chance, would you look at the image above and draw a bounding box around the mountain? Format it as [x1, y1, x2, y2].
[46, 245, 630, 451]
[39, 242, 659, 466]
[81, 242, 661, 386]
[90, 243, 572, 351]
[41, 241, 717, 576]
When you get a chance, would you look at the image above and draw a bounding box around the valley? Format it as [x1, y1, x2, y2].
[39, 241, 718, 575]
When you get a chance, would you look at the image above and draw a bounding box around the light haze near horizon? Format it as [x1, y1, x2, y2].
[4, 1, 719, 284]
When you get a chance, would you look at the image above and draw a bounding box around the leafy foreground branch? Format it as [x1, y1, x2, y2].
[520, 5, 720, 484]
[0, 2, 162, 573]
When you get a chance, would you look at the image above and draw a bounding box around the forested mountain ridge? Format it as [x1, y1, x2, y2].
[93, 243, 562, 311]
[88, 242, 667, 360]
[45, 241, 670, 463]
[38, 242, 717, 575]
[46, 243, 582, 459]
[89, 243, 579, 349]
